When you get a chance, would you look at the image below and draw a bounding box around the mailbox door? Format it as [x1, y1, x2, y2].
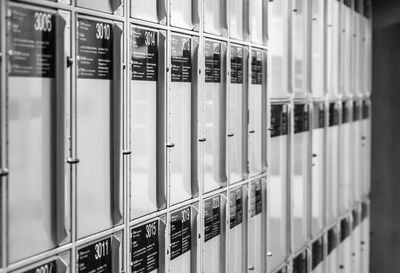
[338, 217, 351, 273]
[204, 0, 227, 36]
[228, 45, 247, 184]
[76, 0, 123, 16]
[339, 1, 352, 97]
[292, 104, 311, 252]
[76, 16, 123, 238]
[311, 0, 325, 98]
[361, 100, 371, 197]
[203, 39, 227, 193]
[168, 34, 198, 205]
[170, 0, 199, 30]
[326, 227, 338, 273]
[248, 181, 264, 273]
[268, 104, 289, 272]
[7, 4, 70, 262]
[326, 0, 340, 98]
[360, 202, 370, 273]
[229, 0, 244, 40]
[250, 0, 267, 45]
[269, 0, 290, 98]
[248, 50, 265, 177]
[131, 0, 167, 24]
[130, 26, 167, 219]
[311, 103, 325, 237]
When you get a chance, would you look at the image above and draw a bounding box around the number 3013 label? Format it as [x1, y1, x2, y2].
[78, 238, 112, 273]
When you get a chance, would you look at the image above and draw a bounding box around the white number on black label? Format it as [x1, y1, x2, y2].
[96, 23, 111, 40]
[34, 12, 52, 32]
[94, 240, 109, 260]
[35, 264, 54, 273]
[146, 222, 157, 238]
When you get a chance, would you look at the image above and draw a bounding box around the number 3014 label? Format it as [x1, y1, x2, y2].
[78, 238, 112, 273]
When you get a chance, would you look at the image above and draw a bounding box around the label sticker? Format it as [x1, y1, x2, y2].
[294, 104, 309, 134]
[271, 104, 288, 137]
[230, 188, 243, 229]
[329, 103, 339, 127]
[77, 18, 113, 80]
[9, 7, 56, 78]
[23, 260, 57, 273]
[131, 28, 158, 81]
[313, 102, 325, 129]
[340, 218, 351, 242]
[230, 45, 243, 84]
[250, 181, 262, 217]
[170, 207, 191, 260]
[342, 101, 351, 124]
[204, 196, 221, 242]
[205, 40, 221, 83]
[251, 50, 263, 85]
[78, 238, 112, 273]
[327, 227, 337, 255]
[312, 238, 323, 270]
[171, 35, 191, 82]
[293, 252, 307, 273]
[131, 221, 159, 272]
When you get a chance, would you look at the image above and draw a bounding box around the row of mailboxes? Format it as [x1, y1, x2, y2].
[35, 0, 268, 44]
[269, 0, 372, 99]
[2, 1, 267, 263]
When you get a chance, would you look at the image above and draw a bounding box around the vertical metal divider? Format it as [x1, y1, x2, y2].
[0, 0, 6, 270]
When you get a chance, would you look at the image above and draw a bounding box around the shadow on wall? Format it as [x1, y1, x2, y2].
[372, 2, 400, 272]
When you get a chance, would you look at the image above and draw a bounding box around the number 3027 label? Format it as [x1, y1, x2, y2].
[78, 238, 112, 273]
[23, 260, 57, 273]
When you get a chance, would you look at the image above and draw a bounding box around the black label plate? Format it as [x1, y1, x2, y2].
[230, 45, 243, 84]
[170, 207, 191, 260]
[353, 101, 361, 121]
[230, 188, 243, 229]
[293, 252, 307, 273]
[171, 35, 191, 83]
[294, 104, 309, 134]
[77, 18, 113, 80]
[362, 202, 369, 221]
[250, 181, 262, 217]
[9, 6, 56, 78]
[205, 40, 221, 83]
[328, 227, 337, 255]
[362, 100, 370, 119]
[78, 237, 112, 273]
[312, 238, 324, 270]
[342, 101, 351, 124]
[352, 209, 360, 230]
[131, 220, 159, 272]
[251, 50, 263, 85]
[313, 102, 325, 129]
[23, 260, 57, 273]
[329, 103, 339, 127]
[131, 27, 158, 81]
[204, 196, 221, 242]
[340, 218, 351, 243]
[271, 104, 289, 137]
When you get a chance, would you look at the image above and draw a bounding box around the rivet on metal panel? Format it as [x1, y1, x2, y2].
[67, 157, 80, 164]
[267, 251, 273, 257]
[0, 168, 9, 177]
[198, 138, 207, 142]
[123, 150, 132, 155]
[249, 265, 255, 270]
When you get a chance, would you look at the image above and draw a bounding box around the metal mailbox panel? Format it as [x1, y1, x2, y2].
[292, 104, 311, 252]
[361, 100, 371, 197]
[229, 0, 245, 40]
[203, 0, 227, 36]
[248, 50, 265, 177]
[168, 34, 198, 205]
[248, 180, 265, 273]
[311, 0, 325, 98]
[326, 102, 339, 225]
[130, 26, 167, 219]
[7, 4, 70, 262]
[269, 0, 290, 98]
[268, 104, 289, 272]
[250, 0, 266, 45]
[228, 187, 247, 273]
[311, 103, 325, 238]
[228, 45, 247, 184]
[203, 195, 226, 273]
[76, 16, 123, 238]
[131, 0, 167, 24]
[339, 3, 352, 96]
[338, 217, 351, 273]
[170, 0, 199, 30]
[311, 237, 324, 273]
[291, 0, 310, 98]
[360, 201, 370, 273]
[352, 101, 362, 203]
[76, 0, 123, 16]
[77, 234, 122, 273]
[351, 208, 361, 273]
[131, 217, 166, 273]
[169, 205, 199, 273]
[203, 39, 227, 193]
[326, 0, 340, 98]
[339, 102, 353, 216]
[12, 253, 70, 273]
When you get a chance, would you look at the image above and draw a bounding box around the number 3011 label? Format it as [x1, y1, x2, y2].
[78, 238, 112, 273]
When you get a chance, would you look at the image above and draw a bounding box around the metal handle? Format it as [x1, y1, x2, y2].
[110, 23, 123, 224]
[227, 133, 234, 137]
[166, 143, 175, 148]
[249, 130, 255, 134]
[249, 266, 255, 270]
[54, 14, 67, 244]
[267, 251, 273, 257]
[198, 138, 206, 142]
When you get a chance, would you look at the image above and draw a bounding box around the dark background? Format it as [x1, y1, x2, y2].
[371, 0, 400, 271]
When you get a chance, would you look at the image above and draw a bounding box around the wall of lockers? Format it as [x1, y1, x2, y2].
[0, 0, 372, 272]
